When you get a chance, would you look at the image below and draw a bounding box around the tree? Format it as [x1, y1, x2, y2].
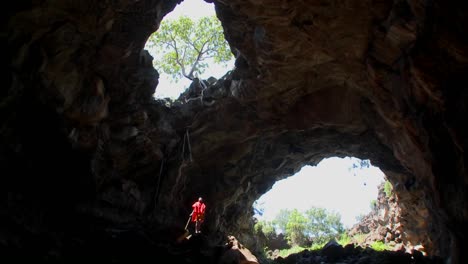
[273, 209, 292, 234]
[304, 207, 344, 245]
[254, 220, 276, 238]
[269, 207, 345, 247]
[285, 209, 309, 246]
[147, 16, 233, 82]
[254, 219, 290, 251]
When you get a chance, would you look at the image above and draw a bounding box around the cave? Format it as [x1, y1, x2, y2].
[2, 0, 467, 263]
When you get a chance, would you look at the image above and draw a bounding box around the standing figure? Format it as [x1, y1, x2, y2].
[191, 197, 206, 234]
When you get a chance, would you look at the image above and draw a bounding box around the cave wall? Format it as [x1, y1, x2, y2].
[2, 0, 467, 262]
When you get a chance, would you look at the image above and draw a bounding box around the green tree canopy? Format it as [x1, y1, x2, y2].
[254, 220, 276, 238]
[305, 207, 344, 244]
[273, 209, 292, 234]
[147, 15, 233, 82]
[285, 209, 309, 246]
[256, 207, 345, 247]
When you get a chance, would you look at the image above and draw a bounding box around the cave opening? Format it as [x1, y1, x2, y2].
[254, 157, 384, 228]
[145, 0, 235, 100]
[251, 156, 427, 258]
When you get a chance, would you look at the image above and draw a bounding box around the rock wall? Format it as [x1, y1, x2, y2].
[2, 0, 467, 263]
[348, 181, 429, 254]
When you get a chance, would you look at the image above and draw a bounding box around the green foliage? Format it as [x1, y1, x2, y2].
[370, 199, 377, 210]
[267, 207, 344, 248]
[254, 220, 276, 238]
[384, 180, 393, 198]
[309, 242, 327, 251]
[273, 209, 292, 234]
[278, 245, 305, 258]
[285, 209, 309, 246]
[370, 241, 391, 251]
[305, 207, 344, 245]
[337, 233, 351, 246]
[147, 16, 233, 82]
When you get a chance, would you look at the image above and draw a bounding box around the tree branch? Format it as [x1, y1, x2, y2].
[169, 34, 191, 80]
[187, 41, 208, 79]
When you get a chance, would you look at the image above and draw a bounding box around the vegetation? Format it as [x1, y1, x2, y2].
[305, 207, 344, 244]
[309, 242, 327, 251]
[254, 220, 276, 238]
[273, 209, 292, 234]
[285, 209, 309, 246]
[254, 207, 345, 249]
[384, 180, 393, 198]
[278, 245, 306, 258]
[337, 233, 351, 246]
[252, 161, 397, 259]
[254, 208, 394, 259]
[147, 16, 233, 82]
[371, 241, 392, 251]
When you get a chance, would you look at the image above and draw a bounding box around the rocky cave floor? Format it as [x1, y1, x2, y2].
[267, 242, 444, 264]
[0, 227, 445, 264]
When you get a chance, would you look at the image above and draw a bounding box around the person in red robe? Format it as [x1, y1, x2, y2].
[191, 197, 206, 234]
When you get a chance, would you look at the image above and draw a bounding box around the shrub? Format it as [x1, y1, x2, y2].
[309, 242, 326, 251]
[384, 180, 393, 198]
[337, 233, 351, 246]
[278, 245, 305, 258]
[370, 241, 391, 251]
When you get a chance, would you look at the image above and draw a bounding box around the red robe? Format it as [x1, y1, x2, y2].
[191, 201, 206, 222]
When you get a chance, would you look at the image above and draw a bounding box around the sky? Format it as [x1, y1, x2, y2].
[146, 0, 235, 99]
[145, 1, 386, 228]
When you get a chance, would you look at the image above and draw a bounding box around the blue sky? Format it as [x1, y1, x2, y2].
[146, 0, 386, 228]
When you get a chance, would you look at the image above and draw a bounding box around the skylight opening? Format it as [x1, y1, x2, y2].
[144, 0, 235, 100]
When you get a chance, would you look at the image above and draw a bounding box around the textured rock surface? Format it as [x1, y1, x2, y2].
[348, 182, 429, 254]
[2, 0, 467, 263]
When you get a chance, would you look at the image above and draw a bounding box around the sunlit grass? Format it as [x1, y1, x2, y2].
[310, 242, 326, 251]
[265, 235, 393, 259]
[337, 233, 351, 246]
[278, 245, 306, 257]
[370, 241, 392, 251]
